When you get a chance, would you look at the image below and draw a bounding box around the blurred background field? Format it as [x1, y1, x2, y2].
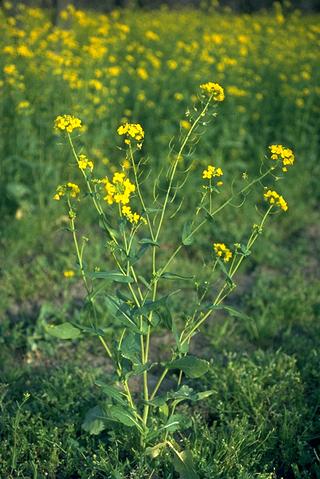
[0, 1, 320, 478]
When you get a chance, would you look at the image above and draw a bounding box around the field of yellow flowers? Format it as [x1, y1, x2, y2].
[1, 2, 320, 478]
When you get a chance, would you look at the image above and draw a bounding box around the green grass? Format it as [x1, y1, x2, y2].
[1, 259, 319, 477]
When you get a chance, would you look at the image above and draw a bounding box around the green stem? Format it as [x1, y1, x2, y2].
[67, 198, 113, 359]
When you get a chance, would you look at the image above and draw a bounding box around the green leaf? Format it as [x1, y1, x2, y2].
[146, 442, 167, 458]
[82, 405, 106, 435]
[223, 305, 250, 320]
[125, 361, 155, 379]
[163, 414, 186, 433]
[182, 220, 194, 246]
[95, 382, 127, 406]
[120, 333, 141, 365]
[240, 243, 251, 257]
[201, 304, 250, 321]
[138, 275, 152, 290]
[139, 238, 160, 247]
[106, 405, 141, 430]
[161, 272, 194, 281]
[195, 390, 214, 401]
[167, 355, 209, 378]
[133, 296, 168, 318]
[216, 258, 235, 287]
[105, 296, 140, 333]
[46, 322, 80, 340]
[172, 449, 199, 479]
[78, 325, 106, 336]
[88, 271, 133, 283]
[168, 385, 213, 404]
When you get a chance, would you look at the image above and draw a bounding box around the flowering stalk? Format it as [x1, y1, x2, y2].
[51, 92, 294, 459]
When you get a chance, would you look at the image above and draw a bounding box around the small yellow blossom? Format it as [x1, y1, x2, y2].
[117, 122, 144, 145]
[122, 205, 145, 224]
[78, 154, 94, 172]
[17, 101, 30, 110]
[269, 145, 295, 172]
[181, 120, 191, 130]
[137, 67, 148, 80]
[4, 64, 17, 75]
[63, 270, 75, 278]
[54, 115, 82, 133]
[122, 159, 130, 170]
[264, 190, 288, 211]
[145, 30, 160, 41]
[202, 165, 223, 180]
[200, 82, 225, 101]
[174, 92, 183, 101]
[213, 243, 233, 262]
[53, 182, 80, 200]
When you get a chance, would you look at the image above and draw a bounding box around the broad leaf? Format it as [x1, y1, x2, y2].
[82, 405, 106, 435]
[166, 414, 191, 433]
[120, 333, 141, 365]
[46, 322, 80, 340]
[182, 220, 194, 246]
[105, 295, 139, 332]
[146, 442, 166, 458]
[95, 382, 127, 405]
[106, 405, 141, 430]
[168, 385, 213, 404]
[126, 362, 155, 379]
[139, 238, 160, 247]
[168, 356, 209, 378]
[172, 449, 199, 479]
[88, 271, 133, 283]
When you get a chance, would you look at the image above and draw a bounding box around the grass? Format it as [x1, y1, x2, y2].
[1, 2, 320, 477]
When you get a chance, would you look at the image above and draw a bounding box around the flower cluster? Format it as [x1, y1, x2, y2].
[200, 82, 225, 101]
[122, 205, 145, 224]
[54, 115, 82, 133]
[213, 243, 233, 262]
[269, 144, 295, 172]
[202, 165, 223, 185]
[102, 172, 135, 205]
[117, 123, 144, 146]
[78, 154, 94, 172]
[53, 182, 80, 200]
[264, 189, 288, 211]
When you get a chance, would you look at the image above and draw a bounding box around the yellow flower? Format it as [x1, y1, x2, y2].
[145, 30, 160, 41]
[202, 165, 223, 180]
[181, 120, 191, 130]
[4, 64, 17, 76]
[78, 154, 94, 172]
[213, 243, 232, 262]
[269, 145, 295, 172]
[264, 190, 288, 211]
[17, 101, 30, 110]
[117, 122, 144, 145]
[63, 270, 75, 278]
[137, 67, 148, 80]
[200, 82, 225, 101]
[122, 205, 145, 224]
[54, 115, 82, 133]
[53, 182, 80, 200]
[102, 172, 135, 205]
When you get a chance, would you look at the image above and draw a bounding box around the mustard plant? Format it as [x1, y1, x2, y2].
[49, 83, 294, 472]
